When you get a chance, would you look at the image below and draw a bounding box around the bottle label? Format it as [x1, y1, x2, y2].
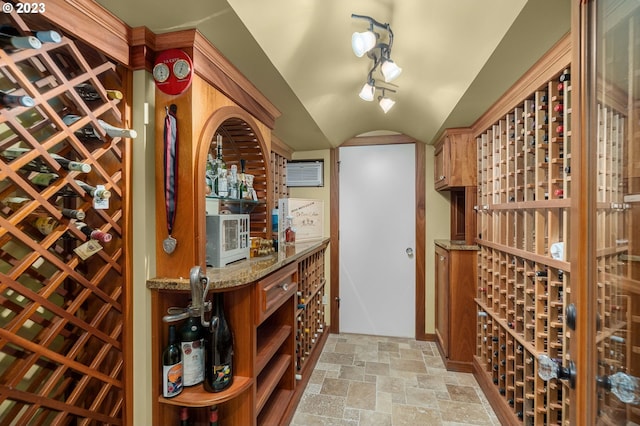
[34, 217, 56, 235]
[210, 363, 232, 389]
[163, 362, 183, 397]
[182, 338, 204, 386]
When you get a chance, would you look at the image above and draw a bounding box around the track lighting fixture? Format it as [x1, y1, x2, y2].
[351, 14, 401, 110]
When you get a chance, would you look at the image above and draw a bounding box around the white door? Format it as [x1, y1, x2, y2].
[339, 144, 415, 338]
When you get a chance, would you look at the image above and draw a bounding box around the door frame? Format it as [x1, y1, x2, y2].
[329, 134, 427, 340]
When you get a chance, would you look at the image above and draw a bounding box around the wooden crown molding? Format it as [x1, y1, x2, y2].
[271, 135, 294, 160]
[341, 133, 418, 147]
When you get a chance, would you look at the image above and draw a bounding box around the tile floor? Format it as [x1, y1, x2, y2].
[290, 333, 500, 426]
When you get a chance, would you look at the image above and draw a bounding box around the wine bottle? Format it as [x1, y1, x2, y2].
[239, 159, 248, 200]
[180, 407, 189, 426]
[215, 135, 227, 197]
[0, 27, 42, 50]
[180, 314, 205, 387]
[74, 83, 123, 101]
[1, 91, 35, 108]
[210, 405, 219, 426]
[31, 172, 59, 187]
[2, 147, 91, 173]
[34, 30, 62, 44]
[3, 196, 85, 220]
[75, 180, 111, 199]
[162, 324, 183, 398]
[62, 114, 137, 140]
[204, 293, 234, 393]
[75, 222, 112, 243]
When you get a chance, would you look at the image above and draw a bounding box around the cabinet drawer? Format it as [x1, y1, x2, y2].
[256, 262, 297, 324]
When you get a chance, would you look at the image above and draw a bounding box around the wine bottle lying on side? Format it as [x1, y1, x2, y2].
[62, 114, 137, 139]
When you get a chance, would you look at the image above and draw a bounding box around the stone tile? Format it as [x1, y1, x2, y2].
[405, 386, 440, 409]
[446, 384, 482, 404]
[297, 393, 346, 418]
[376, 391, 393, 413]
[321, 378, 350, 396]
[378, 341, 399, 353]
[306, 383, 322, 394]
[309, 369, 327, 385]
[438, 399, 493, 425]
[365, 361, 390, 376]
[334, 342, 356, 354]
[346, 381, 377, 410]
[390, 358, 427, 374]
[290, 412, 357, 426]
[456, 372, 481, 387]
[359, 409, 392, 426]
[391, 404, 443, 425]
[320, 352, 355, 366]
[339, 365, 365, 381]
[343, 407, 360, 422]
[364, 374, 377, 383]
[399, 347, 424, 360]
[376, 375, 405, 394]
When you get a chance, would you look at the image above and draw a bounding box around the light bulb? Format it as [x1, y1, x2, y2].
[379, 97, 395, 113]
[358, 83, 375, 101]
[351, 31, 376, 57]
[381, 60, 402, 82]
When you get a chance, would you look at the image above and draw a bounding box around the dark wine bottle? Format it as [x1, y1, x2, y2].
[1, 91, 35, 108]
[75, 180, 111, 199]
[180, 314, 205, 387]
[74, 83, 123, 101]
[75, 222, 112, 243]
[204, 293, 234, 393]
[210, 405, 219, 426]
[0, 27, 42, 50]
[162, 324, 183, 398]
[180, 407, 189, 426]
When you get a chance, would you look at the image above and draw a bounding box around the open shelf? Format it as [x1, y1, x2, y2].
[256, 324, 292, 375]
[256, 354, 292, 414]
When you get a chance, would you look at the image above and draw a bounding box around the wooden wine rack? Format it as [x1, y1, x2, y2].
[0, 9, 130, 425]
[474, 54, 573, 424]
[295, 246, 326, 375]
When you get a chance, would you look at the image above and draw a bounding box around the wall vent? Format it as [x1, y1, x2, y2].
[287, 160, 324, 187]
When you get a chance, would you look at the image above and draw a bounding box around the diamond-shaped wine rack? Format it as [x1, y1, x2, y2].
[0, 7, 128, 425]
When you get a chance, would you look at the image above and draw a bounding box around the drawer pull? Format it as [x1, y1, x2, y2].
[278, 282, 289, 291]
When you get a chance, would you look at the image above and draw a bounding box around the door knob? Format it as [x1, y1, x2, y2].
[406, 247, 414, 258]
[597, 371, 640, 405]
[537, 354, 576, 389]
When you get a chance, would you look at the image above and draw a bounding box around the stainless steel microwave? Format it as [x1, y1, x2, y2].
[205, 214, 250, 267]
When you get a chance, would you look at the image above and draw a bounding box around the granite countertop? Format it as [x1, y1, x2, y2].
[147, 238, 330, 291]
[434, 239, 480, 251]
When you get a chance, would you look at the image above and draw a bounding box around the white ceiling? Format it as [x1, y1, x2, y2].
[96, 0, 571, 151]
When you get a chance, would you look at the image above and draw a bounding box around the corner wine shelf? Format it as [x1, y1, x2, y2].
[0, 8, 131, 425]
[157, 375, 252, 407]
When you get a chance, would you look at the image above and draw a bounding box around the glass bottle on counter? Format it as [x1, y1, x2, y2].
[285, 215, 296, 244]
[215, 134, 227, 197]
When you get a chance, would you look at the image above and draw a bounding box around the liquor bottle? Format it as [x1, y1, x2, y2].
[75, 222, 112, 243]
[74, 83, 123, 102]
[215, 134, 227, 197]
[62, 114, 137, 139]
[239, 159, 248, 199]
[180, 314, 205, 387]
[162, 324, 183, 398]
[204, 293, 234, 393]
[285, 216, 296, 244]
[75, 180, 111, 199]
[0, 27, 42, 50]
[210, 405, 219, 426]
[1, 91, 35, 108]
[228, 165, 238, 199]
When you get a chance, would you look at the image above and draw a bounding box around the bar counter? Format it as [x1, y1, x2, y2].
[146, 238, 330, 291]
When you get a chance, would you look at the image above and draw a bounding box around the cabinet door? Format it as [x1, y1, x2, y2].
[434, 139, 448, 190]
[435, 246, 450, 356]
[583, 2, 640, 423]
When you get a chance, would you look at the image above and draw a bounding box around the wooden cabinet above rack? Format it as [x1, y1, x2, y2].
[434, 127, 476, 190]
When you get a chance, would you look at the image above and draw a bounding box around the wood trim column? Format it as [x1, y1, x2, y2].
[415, 142, 427, 340]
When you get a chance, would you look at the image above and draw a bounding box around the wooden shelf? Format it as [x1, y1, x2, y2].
[158, 376, 253, 407]
[256, 324, 292, 375]
[256, 354, 292, 414]
[257, 388, 294, 425]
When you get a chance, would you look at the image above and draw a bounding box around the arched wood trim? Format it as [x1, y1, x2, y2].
[194, 105, 272, 268]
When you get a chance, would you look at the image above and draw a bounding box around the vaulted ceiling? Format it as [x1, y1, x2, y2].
[96, 0, 571, 151]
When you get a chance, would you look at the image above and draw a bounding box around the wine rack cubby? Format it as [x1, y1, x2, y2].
[475, 61, 572, 425]
[0, 8, 131, 426]
[295, 247, 326, 374]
